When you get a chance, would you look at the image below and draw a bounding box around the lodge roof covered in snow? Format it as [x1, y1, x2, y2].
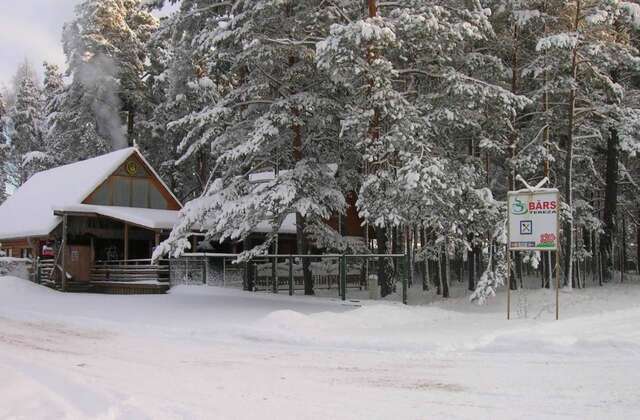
[0, 147, 182, 241]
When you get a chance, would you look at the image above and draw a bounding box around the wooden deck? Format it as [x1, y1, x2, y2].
[36, 258, 170, 294]
[90, 259, 170, 294]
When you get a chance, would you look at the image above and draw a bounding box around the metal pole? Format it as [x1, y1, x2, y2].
[507, 248, 511, 320]
[403, 254, 409, 305]
[556, 251, 560, 321]
[271, 256, 278, 294]
[202, 256, 207, 285]
[340, 255, 347, 301]
[556, 192, 561, 320]
[288, 255, 294, 296]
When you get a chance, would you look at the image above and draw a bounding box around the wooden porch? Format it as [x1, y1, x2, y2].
[38, 257, 170, 294]
[38, 211, 173, 294]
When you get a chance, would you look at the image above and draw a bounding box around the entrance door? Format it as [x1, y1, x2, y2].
[65, 245, 92, 282]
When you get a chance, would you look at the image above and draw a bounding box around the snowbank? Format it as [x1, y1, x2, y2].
[1, 276, 640, 419]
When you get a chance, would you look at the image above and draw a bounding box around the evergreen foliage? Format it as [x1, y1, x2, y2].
[3, 0, 640, 299]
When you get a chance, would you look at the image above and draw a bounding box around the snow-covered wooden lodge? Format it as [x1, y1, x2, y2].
[0, 147, 369, 294]
[0, 147, 182, 293]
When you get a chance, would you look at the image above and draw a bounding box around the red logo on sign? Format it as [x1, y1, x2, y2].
[540, 233, 556, 243]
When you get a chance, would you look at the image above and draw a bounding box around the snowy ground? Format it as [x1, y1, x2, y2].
[1, 276, 639, 419]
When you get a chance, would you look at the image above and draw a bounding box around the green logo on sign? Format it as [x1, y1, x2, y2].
[511, 198, 527, 215]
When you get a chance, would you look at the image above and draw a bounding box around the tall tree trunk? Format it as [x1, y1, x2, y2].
[509, 23, 522, 291]
[435, 252, 442, 295]
[366, 0, 391, 296]
[442, 243, 450, 298]
[368, 0, 377, 16]
[287, 48, 314, 295]
[391, 226, 399, 276]
[377, 227, 393, 297]
[541, 4, 553, 290]
[563, 0, 581, 289]
[637, 213, 640, 275]
[127, 109, 135, 147]
[601, 126, 619, 283]
[243, 238, 255, 291]
[421, 227, 429, 291]
[293, 111, 313, 295]
[196, 149, 210, 194]
[467, 241, 475, 291]
[621, 211, 626, 283]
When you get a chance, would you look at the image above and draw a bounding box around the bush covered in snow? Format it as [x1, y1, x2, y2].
[0, 257, 32, 279]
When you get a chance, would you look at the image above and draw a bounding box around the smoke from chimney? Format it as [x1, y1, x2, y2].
[78, 53, 127, 150]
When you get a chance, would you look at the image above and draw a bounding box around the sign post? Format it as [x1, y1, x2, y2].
[507, 188, 561, 320]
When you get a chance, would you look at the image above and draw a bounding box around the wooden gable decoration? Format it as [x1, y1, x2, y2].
[83, 151, 181, 211]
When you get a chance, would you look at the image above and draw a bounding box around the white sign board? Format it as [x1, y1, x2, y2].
[507, 190, 559, 251]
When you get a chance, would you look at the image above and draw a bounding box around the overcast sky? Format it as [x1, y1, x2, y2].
[0, 1, 176, 89]
[0, 0, 79, 87]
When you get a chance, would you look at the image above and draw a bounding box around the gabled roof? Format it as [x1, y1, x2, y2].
[0, 147, 181, 241]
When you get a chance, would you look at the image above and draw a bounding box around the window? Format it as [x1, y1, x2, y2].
[92, 183, 110, 205]
[132, 179, 149, 208]
[150, 186, 167, 209]
[86, 172, 170, 209]
[113, 177, 131, 207]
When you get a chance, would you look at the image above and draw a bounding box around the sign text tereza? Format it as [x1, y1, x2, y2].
[507, 190, 559, 251]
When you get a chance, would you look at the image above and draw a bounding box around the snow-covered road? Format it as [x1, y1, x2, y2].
[1, 276, 639, 419]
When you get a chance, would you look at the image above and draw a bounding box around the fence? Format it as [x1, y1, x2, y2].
[169, 253, 410, 303]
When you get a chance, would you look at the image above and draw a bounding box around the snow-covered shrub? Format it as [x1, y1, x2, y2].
[0, 257, 32, 279]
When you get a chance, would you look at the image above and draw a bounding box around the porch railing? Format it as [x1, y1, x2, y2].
[91, 259, 170, 284]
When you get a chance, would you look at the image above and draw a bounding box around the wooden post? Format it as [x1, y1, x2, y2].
[288, 255, 294, 296]
[124, 223, 129, 262]
[61, 214, 68, 292]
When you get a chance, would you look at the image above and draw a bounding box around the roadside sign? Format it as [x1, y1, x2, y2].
[507, 190, 560, 251]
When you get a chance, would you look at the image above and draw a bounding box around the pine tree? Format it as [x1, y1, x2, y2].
[145, 0, 640, 301]
[140, 0, 221, 201]
[534, 0, 640, 287]
[40, 62, 66, 167]
[0, 91, 9, 203]
[154, 2, 347, 297]
[9, 61, 44, 183]
[62, 0, 158, 150]
[317, 0, 527, 296]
